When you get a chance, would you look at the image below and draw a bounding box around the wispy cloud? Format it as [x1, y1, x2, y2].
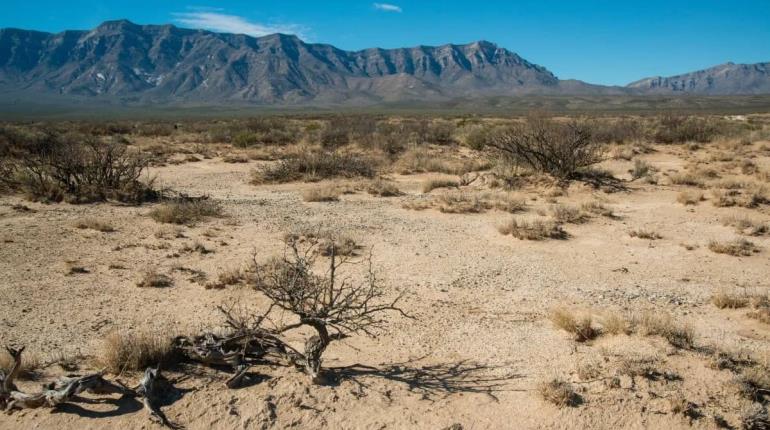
[173, 11, 308, 39]
[373, 3, 403, 13]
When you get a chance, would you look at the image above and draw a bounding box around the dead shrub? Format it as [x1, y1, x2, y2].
[0, 131, 157, 204]
[538, 378, 581, 407]
[252, 151, 377, 184]
[99, 330, 174, 374]
[670, 172, 706, 187]
[709, 239, 760, 256]
[75, 217, 115, 232]
[222, 154, 249, 163]
[488, 116, 603, 180]
[498, 218, 567, 240]
[149, 197, 223, 225]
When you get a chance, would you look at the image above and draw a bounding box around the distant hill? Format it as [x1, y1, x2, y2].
[0, 20, 767, 107]
[627, 62, 770, 95]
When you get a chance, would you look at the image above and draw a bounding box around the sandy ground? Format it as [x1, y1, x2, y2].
[1, 143, 769, 429]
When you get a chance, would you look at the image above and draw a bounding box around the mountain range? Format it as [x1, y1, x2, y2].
[0, 20, 768, 106]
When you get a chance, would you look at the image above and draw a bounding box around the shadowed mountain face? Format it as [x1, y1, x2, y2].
[627, 62, 770, 95]
[0, 20, 767, 106]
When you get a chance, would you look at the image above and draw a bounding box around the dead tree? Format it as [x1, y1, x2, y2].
[251, 240, 410, 383]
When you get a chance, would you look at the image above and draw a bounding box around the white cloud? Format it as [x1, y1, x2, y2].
[373, 3, 402, 13]
[173, 11, 308, 39]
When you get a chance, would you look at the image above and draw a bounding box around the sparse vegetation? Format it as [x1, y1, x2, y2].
[538, 378, 581, 407]
[302, 184, 341, 202]
[99, 330, 174, 374]
[629, 229, 662, 240]
[137, 270, 173, 288]
[422, 178, 460, 193]
[252, 151, 377, 184]
[149, 197, 223, 225]
[75, 217, 115, 232]
[498, 218, 567, 240]
[549, 308, 600, 342]
[709, 238, 760, 256]
[488, 116, 604, 180]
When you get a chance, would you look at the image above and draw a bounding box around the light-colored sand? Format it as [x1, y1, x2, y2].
[1, 144, 769, 429]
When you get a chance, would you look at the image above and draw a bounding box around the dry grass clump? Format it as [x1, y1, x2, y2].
[0, 348, 42, 380]
[284, 229, 359, 257]
[302, 184, 341, 202]
[711, 290, 750, 309]
[677, 190, 704, 205]
[252, 151, 377, 184]
[422, 178, 459, 193]
[436, 193, 486, 214]
[206, 267, 245, 290]
[75, 217, 116, 232]
[735, 366, 770, 402]
[137, 270, 173, 288]
[395, 147, 490, 175]
[222, 154, 249, 163]
[708, 238, 760, 256]
[712, 186, 770, 209]
[629, 229, 662, 240]
[635, 312, 695, 349]
[149, 198, 223, 225]
[538, 378, 581, 407]
[630, 159, 656, 181]
[669, 172, 706, 187]
[548, 204, 589, 224]
[723, 215, 769, 236]
[99, 330, 174, 374]
[549, 308, 600, 342]
[740, 403, 769, 430]
[580, 201, 615, 218]
[366, 178, 401, 197]
[498, 218, 567, 240]
[601, 312, 632, 335]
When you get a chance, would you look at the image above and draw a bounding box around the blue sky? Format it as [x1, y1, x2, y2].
[3, 1, 770, 85]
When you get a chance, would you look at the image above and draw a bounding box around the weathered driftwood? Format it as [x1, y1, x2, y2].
[5, 372, 122, 411]
[0, 347, 24, 409]
[135, 367, 181, 429]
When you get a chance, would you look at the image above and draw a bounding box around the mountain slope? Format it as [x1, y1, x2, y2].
[627, 62, 770, 95]
[0, 20, 624, 105]
[1, 20, 768, 106]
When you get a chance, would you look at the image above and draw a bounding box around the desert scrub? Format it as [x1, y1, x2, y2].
[677, 190, 703, 205]
[548, 204, 589, 224]
[75, 217, 115, 232]
[149, 197, 223, 225]
[722, 215, 768, 236]
[422, 178, 460, 193]
[366, 178, 401, 197]
[711, 290, 749, 309]
[629, 229, 662, 240]
[302, 184, 341, 202]
[498, 218, 567, 240]
[252, 151, 377, 184]
[708, 238, 760, 256]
